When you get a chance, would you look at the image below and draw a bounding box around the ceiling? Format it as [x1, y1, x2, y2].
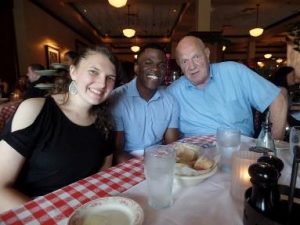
[31, 0, 300, 62]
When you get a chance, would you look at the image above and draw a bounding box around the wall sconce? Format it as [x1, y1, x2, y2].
[276, 58, 283, 63]
[249, 4, 264, 37]
[222, 45, 226, 51]
[108, 0, 127, 8]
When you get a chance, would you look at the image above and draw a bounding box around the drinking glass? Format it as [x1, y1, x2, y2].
[216, 127, 241, 172]
[289, 126, 300, 161]
[230, 151, 260, 201]
[144, 145, 176, 209]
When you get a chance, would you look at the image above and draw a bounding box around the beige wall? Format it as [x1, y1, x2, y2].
[13, 0, 91, 76]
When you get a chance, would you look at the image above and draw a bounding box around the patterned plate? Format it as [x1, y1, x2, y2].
[68, 196, 144, 225]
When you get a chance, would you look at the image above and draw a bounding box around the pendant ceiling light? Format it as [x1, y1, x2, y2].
[264, 53, 272, 59]
[108, 0, 127, 8]
[131, 45, 140, 52]
[123, 4, 136, 38]
[249, 4, 264, 37]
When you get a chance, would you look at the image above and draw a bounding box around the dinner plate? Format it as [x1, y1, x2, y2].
[35, 83, 54, 89]
[68, 196, 144, 225]
[36, 69, 57, 76]
[174, 165, 218, 187]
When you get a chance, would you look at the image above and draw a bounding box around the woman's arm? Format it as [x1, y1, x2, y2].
[0, 141, 31, 213]
[0, 98, 46, 213]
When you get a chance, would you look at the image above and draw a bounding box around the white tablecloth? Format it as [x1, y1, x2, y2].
[121, 171, 243, 225]
[120, 136, 299, 225]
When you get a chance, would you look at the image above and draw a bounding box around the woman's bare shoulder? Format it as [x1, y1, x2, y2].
[11, 98, 46, 131]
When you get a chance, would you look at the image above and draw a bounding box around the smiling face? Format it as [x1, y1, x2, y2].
[176, 36, 210, 88]
[135, 48, 166, 96]
[69, 51, 116, 105]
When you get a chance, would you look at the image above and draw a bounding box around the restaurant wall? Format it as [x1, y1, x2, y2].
[13, 0, 91, 76]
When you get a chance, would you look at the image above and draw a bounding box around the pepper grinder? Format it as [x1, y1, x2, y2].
[248, 162, 280, 217]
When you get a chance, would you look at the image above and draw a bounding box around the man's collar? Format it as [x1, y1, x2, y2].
[128, 77, 161, 101]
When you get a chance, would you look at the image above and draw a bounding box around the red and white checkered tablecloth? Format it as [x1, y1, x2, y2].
[0, 136, 215, 225]
[0, 102, 19, 133]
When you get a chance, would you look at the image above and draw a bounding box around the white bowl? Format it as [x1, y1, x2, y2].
[68, 196, 144, 225]
[174, 166, 218, 187]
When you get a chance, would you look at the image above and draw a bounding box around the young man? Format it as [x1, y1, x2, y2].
[110, 44, 179, 163]
[168, 35, 287, 140]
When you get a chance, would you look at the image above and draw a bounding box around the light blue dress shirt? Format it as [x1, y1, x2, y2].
[110, 78, 179, 152]
[167, 61, 280, 137]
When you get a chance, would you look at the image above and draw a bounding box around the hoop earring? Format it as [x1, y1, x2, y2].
[68, 80, 78, 95]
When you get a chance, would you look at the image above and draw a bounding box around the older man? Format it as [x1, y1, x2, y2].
[110, 44, 179, 163]
[167, 35, 287, 140]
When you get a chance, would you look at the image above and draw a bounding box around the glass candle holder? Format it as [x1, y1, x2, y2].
[230, 151, 261, 201]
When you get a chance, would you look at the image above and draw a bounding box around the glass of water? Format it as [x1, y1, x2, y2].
[144, 145, 176, 209]
[216, 127, 241, 172]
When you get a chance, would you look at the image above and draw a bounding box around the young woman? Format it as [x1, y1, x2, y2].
[0, 45, 118, 212]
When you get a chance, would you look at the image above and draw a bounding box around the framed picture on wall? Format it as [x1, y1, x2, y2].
[45, 45, 60, 68]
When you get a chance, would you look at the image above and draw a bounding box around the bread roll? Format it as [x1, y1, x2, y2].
[176, 144, 198, 162]
[193, 157, 214, 170]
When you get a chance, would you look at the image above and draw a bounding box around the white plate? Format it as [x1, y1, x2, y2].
[68, 197, 144, 225]
[274, 140, 289, 150]
[36, 69, 57, 76]
[50, 63, 69, 70]
[174, 166, 218, 187]
[35, 83, 54, 89]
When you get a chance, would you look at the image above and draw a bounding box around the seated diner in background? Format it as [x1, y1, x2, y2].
[167, 35, 287, 140]
[0, 45, 118, 213]
[63, 50, 78, 66]
[0, 78, 9, 98]
[270, 66, 300, 126]
[109, 43, 179, 163]
[24, 63, 52, 99]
